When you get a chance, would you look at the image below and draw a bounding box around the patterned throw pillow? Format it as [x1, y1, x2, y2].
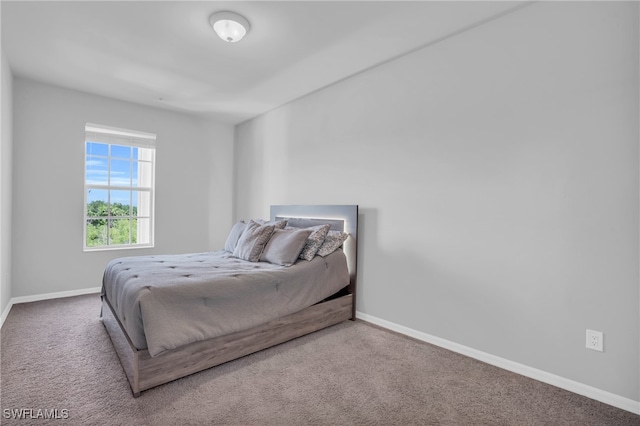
[317, 230, 349, 257]
[233, 220, 275, 262]
[295, 224, 331, 261]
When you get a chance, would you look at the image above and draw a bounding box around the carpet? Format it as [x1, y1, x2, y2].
[1, 294, 638, 425]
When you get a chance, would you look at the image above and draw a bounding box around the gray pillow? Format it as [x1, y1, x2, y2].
[293, 224, 331, 261]
[224, 221, 246, 252]
[233, 220, 275, 262]
[317, 230, 349, 257]
[261, 228, 313, 266]
[256, 219, 288, 230]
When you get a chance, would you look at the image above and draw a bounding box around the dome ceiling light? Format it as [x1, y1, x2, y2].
[209, 11, 251, 43]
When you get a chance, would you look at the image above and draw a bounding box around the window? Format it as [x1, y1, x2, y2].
[84, 123, 156, 251]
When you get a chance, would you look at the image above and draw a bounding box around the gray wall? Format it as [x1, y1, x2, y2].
[235, 2, 639, 401]
[1, 49, 13, 315]
[11, 79, 234, 297]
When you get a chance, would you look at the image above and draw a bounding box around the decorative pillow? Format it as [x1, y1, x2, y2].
[256, 219, 288, 230]
[260, 228, 313, 266]
[292, 224, 331, 261]
[317, 230, 349, 257]
[224, 221, 246, 252]
[233, 220, 275, 262]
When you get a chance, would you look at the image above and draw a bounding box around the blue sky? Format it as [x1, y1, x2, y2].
[86, 142, 142, 207]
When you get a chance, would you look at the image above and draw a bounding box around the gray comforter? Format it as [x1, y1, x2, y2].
[102, 250, 349, 357]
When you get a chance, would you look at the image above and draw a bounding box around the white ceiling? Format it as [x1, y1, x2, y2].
[1, 1, 527, 124]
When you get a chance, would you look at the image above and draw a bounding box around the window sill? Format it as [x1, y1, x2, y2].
[83, 244, 154, 253]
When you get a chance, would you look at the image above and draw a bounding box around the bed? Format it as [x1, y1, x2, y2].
[100, 205, 358, 396]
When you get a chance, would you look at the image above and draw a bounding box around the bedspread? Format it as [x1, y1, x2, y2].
[101, 250, 349, 357]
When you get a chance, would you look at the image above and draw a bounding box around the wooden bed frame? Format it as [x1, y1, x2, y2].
[101, 205, 358, 397]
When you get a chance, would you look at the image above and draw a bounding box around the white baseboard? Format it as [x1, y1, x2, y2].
[0, 300, 12, 329]
[0, 287, 101, 329]
[356, 311, 640, 416]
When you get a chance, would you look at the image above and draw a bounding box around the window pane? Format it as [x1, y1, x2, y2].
[131, 161, 138, 187]
[86, 142, 108, 156]
[86, 156, 108, 185]
[86, 189, 108, 217]
[109, 190, 131, 216]
[111, 145, 132, 159]
[109, 219, 131, 245]
[86, 219, 107, 247]
[110, 159, 131, 186]
[133, 218, 151, 245]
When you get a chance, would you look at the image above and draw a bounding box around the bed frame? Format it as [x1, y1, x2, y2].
[101, 204, 358, 397]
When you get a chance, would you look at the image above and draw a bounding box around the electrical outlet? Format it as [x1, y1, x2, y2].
[586, 329, 603, 352]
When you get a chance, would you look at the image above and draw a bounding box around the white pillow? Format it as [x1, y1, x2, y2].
[261, 228, 313, 266]
[224, 221, 246, 252]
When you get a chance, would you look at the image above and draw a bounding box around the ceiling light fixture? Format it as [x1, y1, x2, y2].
[209, 11, 250, 43]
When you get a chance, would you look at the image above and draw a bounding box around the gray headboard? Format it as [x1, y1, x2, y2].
[270, 205, 358, 300]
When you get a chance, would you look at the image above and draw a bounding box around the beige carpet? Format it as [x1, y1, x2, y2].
[1, 294, 638, 425]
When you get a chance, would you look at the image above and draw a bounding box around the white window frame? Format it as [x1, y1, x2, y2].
[83, 123, 156, 251]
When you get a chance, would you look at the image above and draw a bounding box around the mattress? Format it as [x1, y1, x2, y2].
[101, 250, 349, 357]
